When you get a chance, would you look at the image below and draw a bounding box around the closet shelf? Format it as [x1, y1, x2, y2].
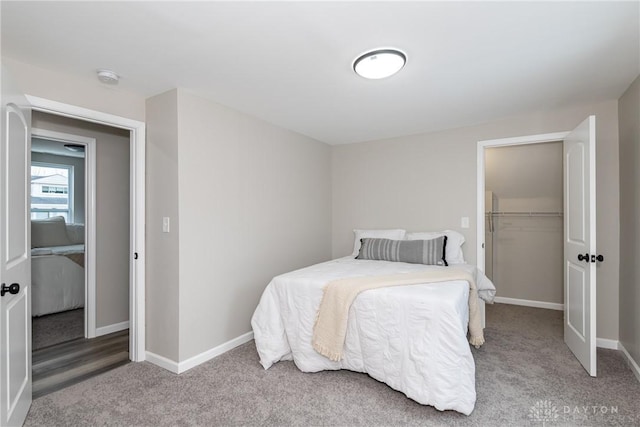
[485, 211, 563, 217]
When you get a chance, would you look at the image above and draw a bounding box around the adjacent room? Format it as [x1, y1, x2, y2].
[0, 1, 639, 426]
[28, 112, 133, 398]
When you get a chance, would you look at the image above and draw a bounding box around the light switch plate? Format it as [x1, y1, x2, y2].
[461, 217, 470, 229]
[162, 217, 170, 233]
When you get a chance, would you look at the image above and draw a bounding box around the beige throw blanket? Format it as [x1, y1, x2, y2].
[64, 253, 85, 268]
[312, 268, 485, 361]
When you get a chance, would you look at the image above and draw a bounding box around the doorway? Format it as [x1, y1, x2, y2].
[476, 119, 599, 376]
[29, 112, 132, 397]
[484, 141, 564, 310]
[26, 95, 146, 363]
[30, 134, 89, 349]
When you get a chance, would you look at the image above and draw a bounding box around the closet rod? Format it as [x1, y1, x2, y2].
[485, 211, 563, 217]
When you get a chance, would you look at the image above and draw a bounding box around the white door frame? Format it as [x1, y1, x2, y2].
[476, 132, 570, 272]
[26, 96, 146, 362]
[31, 127, 98, 339]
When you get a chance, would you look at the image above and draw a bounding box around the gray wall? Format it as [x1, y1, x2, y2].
[32, 112, 131, 329]
[485, 142, 563, 304]
[332, 99, 620, 340]
[31, 150, 85, 223]
[4, 57, 145, 122]
[146, 89, 332, 363]
[9, 54, 631, 358]
[145, 90, 180, 361]
[618, 74, 640, 368]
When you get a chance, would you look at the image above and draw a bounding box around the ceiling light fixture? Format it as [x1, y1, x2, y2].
[64, 144, 85, 152]
[353, 48, 406, 79]
[97, 69, 119, 85]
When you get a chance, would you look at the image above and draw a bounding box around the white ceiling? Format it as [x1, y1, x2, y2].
[2, 2, 639, 145]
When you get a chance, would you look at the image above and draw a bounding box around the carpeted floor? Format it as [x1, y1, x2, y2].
[32, 308, 84, 350]
[25, 304, 640, 426]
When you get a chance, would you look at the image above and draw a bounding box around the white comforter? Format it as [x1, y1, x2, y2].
[31, 245, 85, 317]
[251, 257, 495, 415]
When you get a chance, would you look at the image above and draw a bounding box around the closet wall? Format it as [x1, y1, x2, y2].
[485, 141, 563, 305]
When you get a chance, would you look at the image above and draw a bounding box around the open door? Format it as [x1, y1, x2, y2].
[563, 115, 597, 376]
[0, 67, 32, 426]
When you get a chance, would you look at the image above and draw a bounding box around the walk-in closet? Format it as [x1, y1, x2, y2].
[484, 141, 563, 308]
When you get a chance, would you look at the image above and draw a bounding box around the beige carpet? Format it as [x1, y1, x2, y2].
[24, 304, 640, 426]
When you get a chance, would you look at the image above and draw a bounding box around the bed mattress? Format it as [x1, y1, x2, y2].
[252, 257, 495, 415]
[31, 245, 85, 317]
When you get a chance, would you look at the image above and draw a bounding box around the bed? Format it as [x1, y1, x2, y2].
[31, 217, 85, 317]
[251, 229, 495, 415]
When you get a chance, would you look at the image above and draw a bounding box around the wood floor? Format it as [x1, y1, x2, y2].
[32, 330, 130, 398]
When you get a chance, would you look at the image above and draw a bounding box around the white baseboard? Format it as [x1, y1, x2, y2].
[494, 296, 564, 311]
[146, 331, 254, 374]
[145, 351, 179, 374]
[596, 338, 619, 350]
[177, 331, 254, 373]
[620, 343, 640, 383]
[95, 320, 130, 337]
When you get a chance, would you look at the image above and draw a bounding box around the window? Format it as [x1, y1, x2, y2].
[31, 163, 74, 222]
[41, 185, 68, 194]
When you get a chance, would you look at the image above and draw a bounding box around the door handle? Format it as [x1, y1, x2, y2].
[591, 254, 604, 263]
[577, 253, 590, 263]
[1, 283, 20, 297]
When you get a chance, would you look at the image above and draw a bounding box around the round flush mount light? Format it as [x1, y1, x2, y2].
[353, 48, 406, 79]
[97, 69, 119, 85]
[64, 144, 85, 152]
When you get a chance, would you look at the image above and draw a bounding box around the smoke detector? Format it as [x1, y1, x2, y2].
[97, 69, 119, 84]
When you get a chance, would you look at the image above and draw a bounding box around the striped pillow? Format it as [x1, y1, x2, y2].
[356, 236, 448, 266]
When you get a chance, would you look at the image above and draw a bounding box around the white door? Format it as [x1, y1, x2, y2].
[0, 67, 32, 426]
[564, 115, 597, 376]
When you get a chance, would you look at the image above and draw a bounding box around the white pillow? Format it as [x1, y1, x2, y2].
[405, 229, 466, 265]
[31, 216, 72, 248]
[352, 229, 406, 257]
